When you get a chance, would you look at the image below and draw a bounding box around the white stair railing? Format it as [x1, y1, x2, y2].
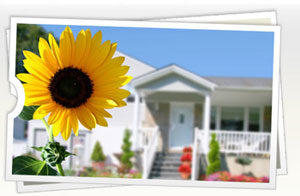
[142, 126, 160, 179]
[191, 127, 200, 180]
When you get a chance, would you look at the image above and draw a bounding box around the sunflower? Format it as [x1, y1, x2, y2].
[17, 26, 132, 140]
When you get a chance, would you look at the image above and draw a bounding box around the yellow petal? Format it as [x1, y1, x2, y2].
[52, 121, 61, 137]
[94, 114, 108, 127]
[90, 31, 102, 52]
[78, 29, 92, 66]
[23, 52, 54, 82]
[61, 111, 72, 140]
[101, 42, 118, 67]
[33, 106, 49, 119]
[92, 88, 130, 100]
[85, 102, 112, 118]
[48, 107, 64, 125]
[38, 38, 60, 73]
[94, 76, 132, 91]
[24, 95, 51, 106]
[49, 33, 62, 68]
[73, 30, 87, 67]
[52, 109, 68, 137]
[114, 100, 127, 107]
[69, 110, 79, 136]
[90, 57, 126, 80]
[23, 83, 48, 93]
[23, 50, 57, 74]
[59, 29, 72, 68]
[85, 40, 111, 73]
[88, 97, 118, 109]
[75, 105, 96, 130]
[17, 73, 49, 86]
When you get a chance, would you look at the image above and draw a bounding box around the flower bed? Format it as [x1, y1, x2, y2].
[78, 166, 142, 178]
[203, 171, 269, 183]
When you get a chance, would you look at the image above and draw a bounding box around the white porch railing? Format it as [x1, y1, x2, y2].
[142, 126, 160, 179]
[191, 128, 271, 180]
[198, 130, 271, 154]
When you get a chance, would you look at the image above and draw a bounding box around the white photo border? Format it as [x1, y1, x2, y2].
[7, 17, 280, 189]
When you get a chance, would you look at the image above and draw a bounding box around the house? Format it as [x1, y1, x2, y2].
[14, 51, 272, 180]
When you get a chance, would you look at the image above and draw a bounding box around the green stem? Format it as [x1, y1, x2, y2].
[41, 118, 65, 176]
[56, 164, 65, 176]
[41, 118, 54, 142]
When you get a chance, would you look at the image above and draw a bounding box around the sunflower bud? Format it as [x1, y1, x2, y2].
[41, 142, 73, 167]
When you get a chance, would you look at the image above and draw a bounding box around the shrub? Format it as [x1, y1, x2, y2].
[206, 133, 221, 176]
[120, 129, 134, 172]
[235, 156, 252, 166]
[91, 141, 106, 162]
[235, 155, 252, 174]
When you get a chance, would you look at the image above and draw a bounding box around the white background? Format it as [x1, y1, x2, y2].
[0, 0, 299, 195]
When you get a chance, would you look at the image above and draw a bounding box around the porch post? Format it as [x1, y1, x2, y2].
[203, 94, 211, 154]
[132, 92, 141, 150]
[216, 106, 221, 130]
[243, 107, 249, 132]
[259, 106, 264, 132]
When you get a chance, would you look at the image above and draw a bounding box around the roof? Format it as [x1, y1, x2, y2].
[131, 65, 217, 90]
[204, 76, 272, 90]
[117, 50, 272, 91]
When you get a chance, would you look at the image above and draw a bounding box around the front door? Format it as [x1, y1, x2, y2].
[169, 103, 194, 149]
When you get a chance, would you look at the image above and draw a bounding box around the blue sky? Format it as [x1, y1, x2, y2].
[40, 24, 274, 78]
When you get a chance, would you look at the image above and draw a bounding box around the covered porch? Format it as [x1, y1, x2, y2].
[130, 65, 272, 179]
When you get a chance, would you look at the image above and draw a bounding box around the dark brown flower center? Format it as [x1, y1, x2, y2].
[49, 67, 93, 108]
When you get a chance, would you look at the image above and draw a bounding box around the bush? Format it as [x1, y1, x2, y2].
[91, 141, 106, 162]
[235, 156, 252, 166]
[206, 133, 221, 176]
[120, 129, 134, 173]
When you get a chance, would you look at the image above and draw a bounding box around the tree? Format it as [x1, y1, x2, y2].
[16, 24, 57, 74]
[120, 129, 134, 172]
[91, 141, 106, 162]
[206, 133, 221, 176]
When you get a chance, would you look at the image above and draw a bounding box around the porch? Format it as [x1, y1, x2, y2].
[130, 65, 272, 179]
[140, 126, 271, 179]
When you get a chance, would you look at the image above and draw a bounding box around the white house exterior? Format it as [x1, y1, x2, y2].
[13, 51, 272, 179]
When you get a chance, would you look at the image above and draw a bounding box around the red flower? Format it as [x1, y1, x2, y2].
[181, 153, 192, 162]
[178, 164, 191, 174]
[183, 146, 192, 153]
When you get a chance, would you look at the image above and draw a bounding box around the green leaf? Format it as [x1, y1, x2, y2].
[18, 106, 39, 121]
[31, 146, 43, 152]
[64, 151, 76, 158]
[12, 156, 58, 176]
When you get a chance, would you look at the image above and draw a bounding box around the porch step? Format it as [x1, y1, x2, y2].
[149, 152, 183, 179]
[151, 165, 179, 172]
[153, 161, 181, 167]
[150, 171, 181, 179]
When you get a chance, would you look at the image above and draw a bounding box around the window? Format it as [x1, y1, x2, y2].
[210, 106, 217, 130]
[221, 107, 244, 131]
[126, 96, 135, 102]
[126, 95, 143, 103]
[248, 107, 260, 132]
